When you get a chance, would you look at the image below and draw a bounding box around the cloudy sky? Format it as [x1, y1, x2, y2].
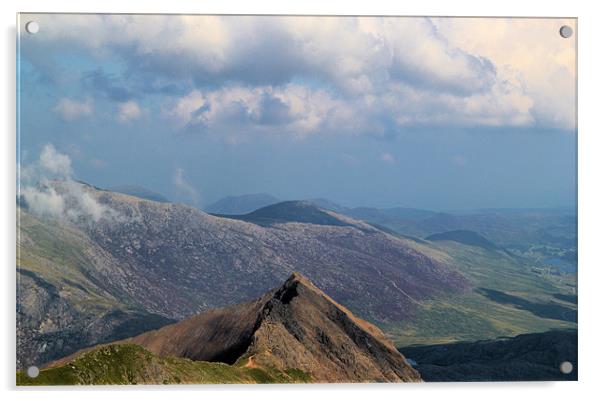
[18, 14, 576, 210]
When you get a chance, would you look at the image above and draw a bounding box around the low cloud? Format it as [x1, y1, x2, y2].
[20, 144, 124, 224]
[53, 97, 93, 120]
[117, 100, 143, 123]
[39, 144, 73, 175]
[173, 167, 199, 205]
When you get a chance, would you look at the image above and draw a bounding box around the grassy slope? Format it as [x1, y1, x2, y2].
[17, 210, 177, 368]
[17, 211, 122, 312]
[386, 241, 577, 347]
[17, 344, 310, 385]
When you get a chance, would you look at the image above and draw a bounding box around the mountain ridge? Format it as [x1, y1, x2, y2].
[42, 273, 421, 383]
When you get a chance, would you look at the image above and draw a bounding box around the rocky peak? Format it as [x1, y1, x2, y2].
[49, 273, 421, 382]
[124, 273, 421, 382]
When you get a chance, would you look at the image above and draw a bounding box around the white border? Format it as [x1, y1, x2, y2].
[2, 1, 601, 398]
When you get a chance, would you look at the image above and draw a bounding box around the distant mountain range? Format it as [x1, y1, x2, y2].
[21, 273, 421, 384]
[205, 194, 576, 256]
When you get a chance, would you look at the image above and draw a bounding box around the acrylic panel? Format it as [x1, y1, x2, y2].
[16, 14, 577, 385]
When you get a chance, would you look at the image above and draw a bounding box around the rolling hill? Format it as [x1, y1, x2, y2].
[214, 200, 354, 227]
[205, 193, 279, 214]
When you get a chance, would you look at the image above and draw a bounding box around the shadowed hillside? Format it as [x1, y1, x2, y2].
[400, 329, 577, 381]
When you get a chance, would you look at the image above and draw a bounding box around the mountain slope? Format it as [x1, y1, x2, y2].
[40, 273, 421, 384]
[400, 329, 577, 381]
[76, 186, 466, 321]
[18, 344, 310, 385]
[109, 185, 169, 203]
[342, 206, 577, 271]
[306, 198, 349, 213]
[205, 193, 279, 214]
[17, 182, 467, 367]
[216, 201, 354, 227]
[17, 210, 175, 369]
[18, 182, 576, 370]
[384, 240, 577, 348]
[426, 230, 498, 251]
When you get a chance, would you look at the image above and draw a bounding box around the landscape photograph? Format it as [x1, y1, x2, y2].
[16, 14, 577, 384]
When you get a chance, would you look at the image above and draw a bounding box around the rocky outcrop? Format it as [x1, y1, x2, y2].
[52, 273, 421, 383]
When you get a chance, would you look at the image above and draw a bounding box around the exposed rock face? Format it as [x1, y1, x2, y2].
[240, 273, 422, 382]
[17, 182, 468, 368]
[54, 273, 421, 383]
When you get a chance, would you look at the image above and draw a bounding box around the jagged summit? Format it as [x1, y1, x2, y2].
[49, 273, 421, 383]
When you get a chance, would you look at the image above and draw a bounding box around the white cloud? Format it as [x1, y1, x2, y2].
[173, 168, 199, 205]
[29, 15, 576, 132]
[167, 84, 354, 138]
[39, 144, 73, 175]
[20, 144, 125, 224]
[117, 100, 142, 123]
[432, 17, 576, 130]
[20, 185, 65, 219]
[53, 97, 93, 120]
